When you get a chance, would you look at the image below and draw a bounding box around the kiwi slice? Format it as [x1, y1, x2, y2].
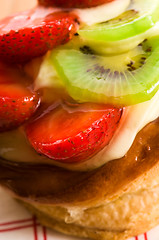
[77, 0, 159, 54]
[52, 37, 159, 106]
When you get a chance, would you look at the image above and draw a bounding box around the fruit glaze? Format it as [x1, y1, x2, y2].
[0, 0, 159, 171]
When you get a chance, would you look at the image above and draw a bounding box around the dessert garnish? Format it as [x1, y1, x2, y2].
[0, 0, 126, 166]
[0, 62, 40, 132]
[51, 36, 159, 106]
[0, 0, 158, 166]
[26, 103, 122, 163]
[79, 0, 159, 45]
[0, 7, 79, 63]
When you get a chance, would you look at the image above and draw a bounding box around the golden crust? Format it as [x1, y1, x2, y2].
[20, 182, 159, 240]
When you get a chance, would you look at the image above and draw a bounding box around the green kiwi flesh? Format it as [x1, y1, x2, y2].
[79, 10, 154, 42]
[77, 0, 159, 54]
[52, 37, 159, 106]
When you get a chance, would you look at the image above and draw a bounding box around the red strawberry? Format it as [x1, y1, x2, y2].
[38, 0, 114, 8]
[26, 103, 122, 163]
[0, 7, 79, 63]
[0, 63, 40, 132]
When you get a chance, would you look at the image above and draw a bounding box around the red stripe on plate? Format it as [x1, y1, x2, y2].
[33, 216, 38, 240]
[144, 232, 148, 240]
[0, 218, 33, 226]
[135, 237, 139, 240]
[0, 223, 40, 232]
[43, 227, 47, 240]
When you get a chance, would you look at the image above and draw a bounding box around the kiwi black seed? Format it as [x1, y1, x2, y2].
[79, 45, 95, 55]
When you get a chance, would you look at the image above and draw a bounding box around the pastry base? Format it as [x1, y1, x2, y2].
[20, 181, 159, 240]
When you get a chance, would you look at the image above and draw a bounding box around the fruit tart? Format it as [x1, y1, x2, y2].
[1, 0, 159, 240]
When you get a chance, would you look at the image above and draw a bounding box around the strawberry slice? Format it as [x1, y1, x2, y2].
[26, 103, 122, 163]
[38, 0, 114, 8]
[0, 7, 79, 63]
[0, 63, 40, 132]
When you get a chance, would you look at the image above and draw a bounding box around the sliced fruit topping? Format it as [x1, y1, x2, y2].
[38, 0, 114, 8]
[72, 0, 130, 26]
[78, 0, 159, 53]
[40, 0, 130, 26]
[0, 7, 79, 63]
[0, 63, 40, 132]
[52, 37, 159, 106]
[26, 103, 122, 163]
